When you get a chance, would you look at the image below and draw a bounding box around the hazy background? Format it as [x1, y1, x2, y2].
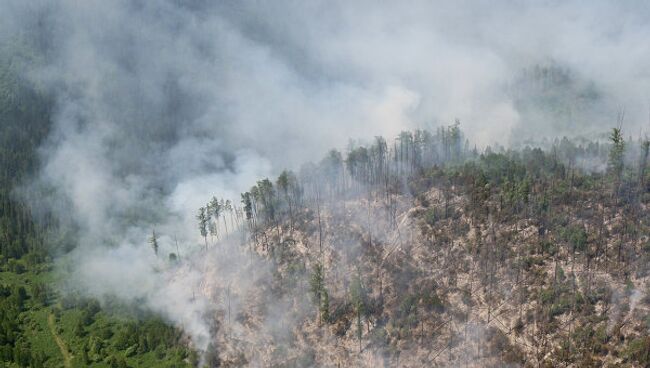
[2, 0, 650, 353]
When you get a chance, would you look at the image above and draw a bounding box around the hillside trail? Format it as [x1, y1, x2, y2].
[48, 312, 72, 368]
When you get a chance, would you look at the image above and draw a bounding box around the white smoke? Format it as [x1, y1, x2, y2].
[3, 0, 650, 355]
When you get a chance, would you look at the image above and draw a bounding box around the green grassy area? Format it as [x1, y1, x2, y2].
[0, 261, 197, 368]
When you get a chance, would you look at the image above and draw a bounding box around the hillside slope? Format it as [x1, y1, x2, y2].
[193, 134, 650, 367]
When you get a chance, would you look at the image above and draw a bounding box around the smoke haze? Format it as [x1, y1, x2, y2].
[3, 0, 650, 357]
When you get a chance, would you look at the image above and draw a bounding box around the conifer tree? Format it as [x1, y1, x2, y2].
[197, 207, 208, 250]
[639, 139, 649, 188]
[310, 263, 325, 323]
[350, 271, 366, 352]
[149, 229, 159, 256]
[607, 127, 625, 194]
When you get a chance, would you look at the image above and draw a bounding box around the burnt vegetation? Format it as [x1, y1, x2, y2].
[196, 123, 650, 367]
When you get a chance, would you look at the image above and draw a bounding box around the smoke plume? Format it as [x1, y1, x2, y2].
[3, 0, 650, 356]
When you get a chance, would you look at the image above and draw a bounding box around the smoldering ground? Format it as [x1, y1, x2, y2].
[4, 0, 650, 361]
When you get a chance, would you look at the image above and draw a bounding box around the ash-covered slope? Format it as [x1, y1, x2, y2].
[188, 128, 650, 367]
